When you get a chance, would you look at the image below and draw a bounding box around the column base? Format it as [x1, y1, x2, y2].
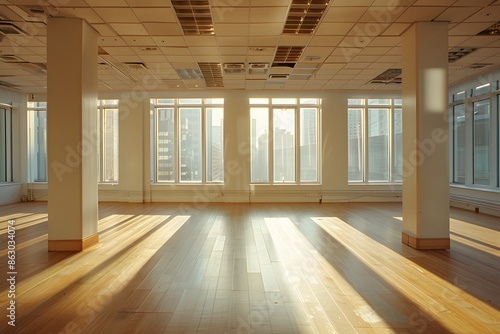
[48, 233, 99, 252]
[402, 232, 450, 250]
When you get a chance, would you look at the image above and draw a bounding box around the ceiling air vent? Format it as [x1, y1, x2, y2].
[269, 74, 289, 80]
[176, 68, 204, 80]
[448, 47, 477, 63]
[468, 63, 493, 70]
[223, 63, 245, 74]
[477, 21, 500, 36]
[283, 0, 331, 34]
[17, 62, 46, 74]
[0, 54, 25, 63]
[171, 0, 214, 35]
[123, 62, 147, 70]
[369, 68, 402, 84]
[0, 23, 28, 35]
[274, 46, 304, 62]
[198, 62, 224, 87]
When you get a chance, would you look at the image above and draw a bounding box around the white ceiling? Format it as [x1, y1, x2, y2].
[1, 0, 500, 93]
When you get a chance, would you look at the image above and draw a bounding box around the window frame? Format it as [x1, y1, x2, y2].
[150, 98, 224, 184]
[250, 98, 321, 185]
[97, 99, 119, 184]
[0, 104, 13, 183]
[347, 98, 402, 184]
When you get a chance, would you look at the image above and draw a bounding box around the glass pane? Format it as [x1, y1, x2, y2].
[368, 108, 389, 182]
[156, 99, 174, 105]
[300, 98, 319, 105]
[272, 98, 296, 105]
[0, 109, 6, 182]
[103, 108, 119, 182]
[368, 99, 390, 106]
[473, 100, 490, 185]
[179, 98, 202, 105]
[156, 108, 175, 182]
[250, 108, 268, 182]
[348, 99, 364, 106]
[393, 108, 403, 182]
[300, 108, 317, 182]
[394, 99, 402, 106]
[348, 109, 363, 182]
[180, 108, 202, 182]
[453, 104, 466, 184]
[206, 108, 224, 182]
[249, 98, 268, 105]
[35, 111, 47, 182]
[150, 108, 155, 183]
[274, 108, 295, 182]
[474, 83, 490, 96]
[453, 91, 465, 102]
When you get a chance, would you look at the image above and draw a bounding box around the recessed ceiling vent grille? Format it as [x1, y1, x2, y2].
[468, 63, 493, 70]
[369, 68, 402, 84]
[0, 22, 28, 35]
[171, 0, 214, 35]
[176, 68, 204, 80]
[477, 21, 500, 35]
[198, 62, 224, 87]
[448, 47, 477, 63]
[273, 46, 304, 63]
[283, 0, 330, 34]
[223, 63, 245, 74]
[123, 62, 148, 70]
[0, 54, 25, 63]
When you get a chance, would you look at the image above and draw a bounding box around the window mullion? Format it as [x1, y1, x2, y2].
[269, 107, 274, 184]
[175, 106, 180, 183]
[363, 107, 368, 182]
[202, 106, 207, 183]
[296, 107, 300, 184]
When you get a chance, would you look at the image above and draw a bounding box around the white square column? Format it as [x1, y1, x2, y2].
[401, 22, 450, 249]
[47, 18, 99, 251]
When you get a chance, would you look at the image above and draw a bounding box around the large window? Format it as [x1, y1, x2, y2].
[450, 84, 499, 189]
[28, 100, 119, 183]
[28, 102, 47, 181]
[250, 98, 320, 184]
[98, 100, 119, 183]
[453, 103, 466, 184]
[150, 98, 224, 183]
[348, 98, 402, 183]
[0, 105, 13, 182]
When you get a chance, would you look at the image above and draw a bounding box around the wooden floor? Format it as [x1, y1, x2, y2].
[0, 202, 498, 334]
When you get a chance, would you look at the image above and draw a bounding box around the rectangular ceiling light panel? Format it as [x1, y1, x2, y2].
[283, 0, 331, 35]
[171, 0, 214, 35]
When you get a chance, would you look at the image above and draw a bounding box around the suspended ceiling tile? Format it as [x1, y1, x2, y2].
[184, 36, 217, 46]
[143, 22, 182, 36]
[315, 23, 355, 36]
[125, 0, 172, 7]
[85, 0, 129, 6]
[396, 7, 447, 22]
[121, 36, 156, 46]
[110, 23, 149, 36]
[278, 35, 312, 46]
[159, 46, 190, 56]
[249, 36, 280, 46]
[152, 36, 186, 47]
[92, 23, 118, 36]
[214, 23, 248, 36]
[381, 23, 411, 36]
[217, 37, 248, 47]
[57, 8, 103, 23]
[449, 22, 496, 36]
[250, 7, 288, 23]
[308, 36, 343, 47]
[249, 23, 283, 36]
[322, 7, 368, 22]
[435, 7, 482, 23]
[212, 8, 248, 24]
[94, 8, 139, 23]
[132, 8, 177, 22]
